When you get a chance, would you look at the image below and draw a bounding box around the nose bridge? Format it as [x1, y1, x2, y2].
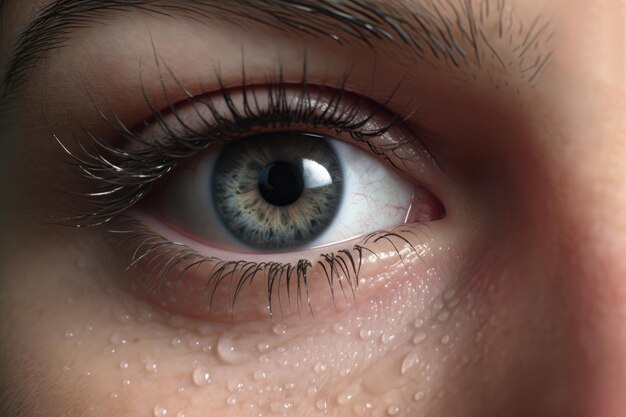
[551, 84, 626, 416]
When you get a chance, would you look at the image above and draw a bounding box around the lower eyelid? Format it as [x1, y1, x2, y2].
[107, 215, 440, 323]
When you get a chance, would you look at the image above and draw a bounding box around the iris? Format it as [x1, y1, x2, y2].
[212, 133, 344, 250]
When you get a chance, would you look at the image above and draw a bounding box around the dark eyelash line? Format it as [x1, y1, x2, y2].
[53, 56, 421, 317]
[110, 216, 419, 318]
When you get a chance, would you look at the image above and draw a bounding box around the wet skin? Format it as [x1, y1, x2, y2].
[1, 1, 626, 417]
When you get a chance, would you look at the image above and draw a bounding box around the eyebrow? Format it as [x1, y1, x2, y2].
[0, 0, 552, 107]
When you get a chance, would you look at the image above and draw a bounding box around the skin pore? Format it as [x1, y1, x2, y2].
[1, 0, 626, 416]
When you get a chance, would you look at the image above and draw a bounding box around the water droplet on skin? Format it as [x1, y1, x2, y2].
[414, 391, 425, 401]
[153, 404, 168, 416]
[191, 368, 211, 386]
[270, 401, 293, 412]
[64, 330, 76, 339]
[413, 319, 424, 329]
[145, 362, 158, 373]
[412, 332, 426, 345]
[176, 412, 186, 417]
[316, 399, 328, 411]
[401, 352, 420, 375]
[122, 379, 131, 387]
[387, 405, 401, 415]
[359, 328, 375, 340]
[217, 334, 248, 365]
[171, 337, 182, 347]
[333, 323, 344, 334]
[307, 386, 319, 397]
[253, 370, 266, 381]
[433, 300, 444, 310]
[337, 392, 353, 405]
[226, 396, 237, 406]
[188, 338, 201, 350]
[119, 361, 129, 370]
[257, 342, 270, 352]
[313, 362, 327, 374]
[227, 380, 244, 392]
[381, 333, 395, 344]
[110, 334, 128, 345]
[272, 324, 287, 335]
[441, 335, 450, 344]
[113, 306, 131, 323]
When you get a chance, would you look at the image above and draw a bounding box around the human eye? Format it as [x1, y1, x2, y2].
[58, 68, 445, 323]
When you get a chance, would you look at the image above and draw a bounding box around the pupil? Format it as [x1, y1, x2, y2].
[258, 161, 304, 206]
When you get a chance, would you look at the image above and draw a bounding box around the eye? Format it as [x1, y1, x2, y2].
[151, 132, 415, 252]
[60, 80, 446, 321]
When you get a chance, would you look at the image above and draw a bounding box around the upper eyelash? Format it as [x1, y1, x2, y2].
[52, 58, 421, 317]
[54, 60, 404, 228]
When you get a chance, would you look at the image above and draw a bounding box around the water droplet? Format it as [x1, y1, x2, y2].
[64, 330, 76, 339]
[113, 306, 131, 323]
[191, 368, 211, 386]
[272, 324, 287, 335]
[144, 362, 158, 373]
[176, 412, 186, 417]
[381, 332, 395, 344]
[110, 392, 118, 400]
[270, 401, 293, 412]
[227, 379, 243, 392]
[359, 328, 375, 340]
[122, 379, 131, 387]
[337, 392, 353, 405]
[188, 338, 201, 350]
[171, 337, 182, 347]
[414, 391, 425, 401]
[437, 311, 450, 321]
[253, 370, 266, 381]
[433, 299, 444, 310]
[153, 404, 168, 417]
[333, 323, 344, 334]
[441, 335, 450, 344]
[412, 332, 426, 345]
[257, 342, 270, 352]
[387, 405, 401, 415]
[401, 352, 420, 375]
[217, 334, 248, 365]
[413, 319, 424, 329]
[316, 399, 328, 411]
[226, 395, 237, 406]
[340, 368, 351, 377]
[119, 361, 129, 370]
[313, 362, 327, 374]
[110, 334, 128, 345]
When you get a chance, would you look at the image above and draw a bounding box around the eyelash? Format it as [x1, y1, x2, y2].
[55, 62, 421, 316]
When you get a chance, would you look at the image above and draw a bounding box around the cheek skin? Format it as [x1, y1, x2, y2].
[0, 218, 502, 417]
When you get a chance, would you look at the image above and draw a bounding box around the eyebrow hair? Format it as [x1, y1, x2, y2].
[0, 0, 552, 108]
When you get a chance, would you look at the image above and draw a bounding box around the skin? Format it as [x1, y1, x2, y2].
[1, 0, 625, 416]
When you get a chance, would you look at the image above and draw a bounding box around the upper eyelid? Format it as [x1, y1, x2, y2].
[0, 0, 553, 110]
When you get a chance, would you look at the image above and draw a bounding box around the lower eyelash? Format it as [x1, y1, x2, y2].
[109, 216, 418, 318]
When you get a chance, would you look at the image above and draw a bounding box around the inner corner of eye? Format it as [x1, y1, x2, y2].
[137, 131, 444, 254]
